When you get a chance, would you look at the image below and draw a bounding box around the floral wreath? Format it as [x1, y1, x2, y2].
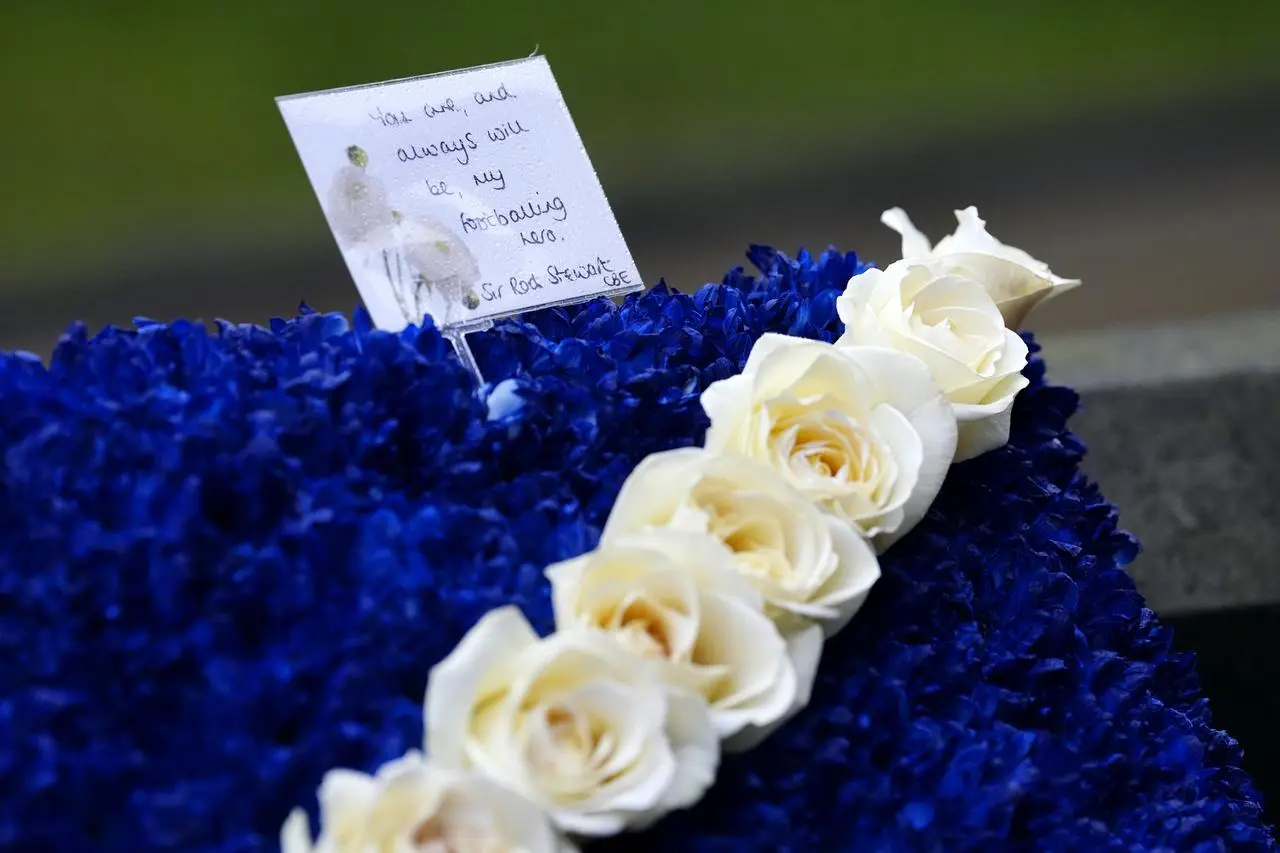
[281, 206, 1081, 852]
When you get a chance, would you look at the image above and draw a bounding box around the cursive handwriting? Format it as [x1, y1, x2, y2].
[472, 168, 506, 191]
[521, 228, 557, 246]
[423, 97, 461, 119]
[487, 120, 530, 144]
[474, 84, 516, 106]
[459, 193, 568, 234]
[427, 178, 459, 198]
[396, 132, 478, 167]
[478, 256, 627, 303]
[480, 274, 543, 302]
[370, 107, 413, 127]
[546, 256, 627, 287]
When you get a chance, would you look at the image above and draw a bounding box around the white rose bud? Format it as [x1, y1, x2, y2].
[546, 530, 824, 752]
[602, 447, 880, 637]
[425, 607, 719, 838]
[837, 259, 1030, 461]
[881, 206, 1080, 329]
[701, 334, 957, 550]
[280, 750, 570, 853]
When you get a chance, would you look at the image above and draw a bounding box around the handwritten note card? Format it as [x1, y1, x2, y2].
[278, 57, 642, 332]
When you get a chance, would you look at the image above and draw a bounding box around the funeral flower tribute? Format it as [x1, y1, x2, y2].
[268, 208, 1260, 851]
[0, 209, 1271, 852]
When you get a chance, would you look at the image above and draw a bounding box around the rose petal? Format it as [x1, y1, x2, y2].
[810, 516, 881, 636]
[317, 768, 379, 822]
[560, 681, 672, 814]
[601, 448, 705, 540]
[953, 401, 1016, 462]
[738, 332, 815, 378]
[547, 545, 703, 660]
[694, 593, 796, 736]
[520, 634, 683, 837]
[700, 372, 752, 437]
[457, 774, 571, 853]
[654, 689, 719, 813]
[880, 207, 935, 258]
[838, 268, 887, 316]
[911, 271, 1006, 323]
[861, 402, 923, 535]
[424, 606, 539, 768]
[723, 621, 824, 752]
[280, 809, 313, 853]
[831, 347, 956, 549]
[883, 326, 984, 396]
[784, 621, 825, 716]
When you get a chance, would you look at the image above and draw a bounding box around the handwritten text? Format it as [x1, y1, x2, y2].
[474, 84, 516, 106]
[478, 256, 626, 303]
[487, 120, 530, 143]
[396, 133, 479, 167]
[460, 194, 568, 234]
[423, 98, 461, 119]
[473, 168, 506, 191]
[370, 107, 413, 127]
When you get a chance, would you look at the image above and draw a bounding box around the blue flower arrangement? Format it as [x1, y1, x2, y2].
[0, 242, 1272, 851]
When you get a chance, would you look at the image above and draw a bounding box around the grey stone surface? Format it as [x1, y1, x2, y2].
[1038, 311, 1280, 392]
[1073, 372, 1280, 616]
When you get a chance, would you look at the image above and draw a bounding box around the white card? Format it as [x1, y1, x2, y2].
[277, 57, 643, 332]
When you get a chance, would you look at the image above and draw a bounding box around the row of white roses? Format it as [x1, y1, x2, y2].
[282, 207, 1079, 852]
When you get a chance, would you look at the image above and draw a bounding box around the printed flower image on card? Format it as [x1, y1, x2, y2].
[328, 145, 482, 328]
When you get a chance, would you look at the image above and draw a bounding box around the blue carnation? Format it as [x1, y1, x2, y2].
[0, 246, 1271, 851]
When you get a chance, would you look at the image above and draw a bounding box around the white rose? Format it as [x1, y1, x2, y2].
[425, 607, 719, 837]
[837, 260, 1030, 461]
[280, 750, 569, 853]
[701, 334, 957, 550]
[546, 530, 824, 751]
[881, 206, 1080, 328]
[601, 447, 880, 636]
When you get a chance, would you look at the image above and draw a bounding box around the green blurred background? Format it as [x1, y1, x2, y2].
[2, 0, 1278, 348]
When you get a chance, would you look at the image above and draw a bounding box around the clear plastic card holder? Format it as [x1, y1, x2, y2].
[277, 56, 644, 384]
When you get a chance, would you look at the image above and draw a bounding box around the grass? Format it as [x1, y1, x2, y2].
[1, 1, 1278, 283]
